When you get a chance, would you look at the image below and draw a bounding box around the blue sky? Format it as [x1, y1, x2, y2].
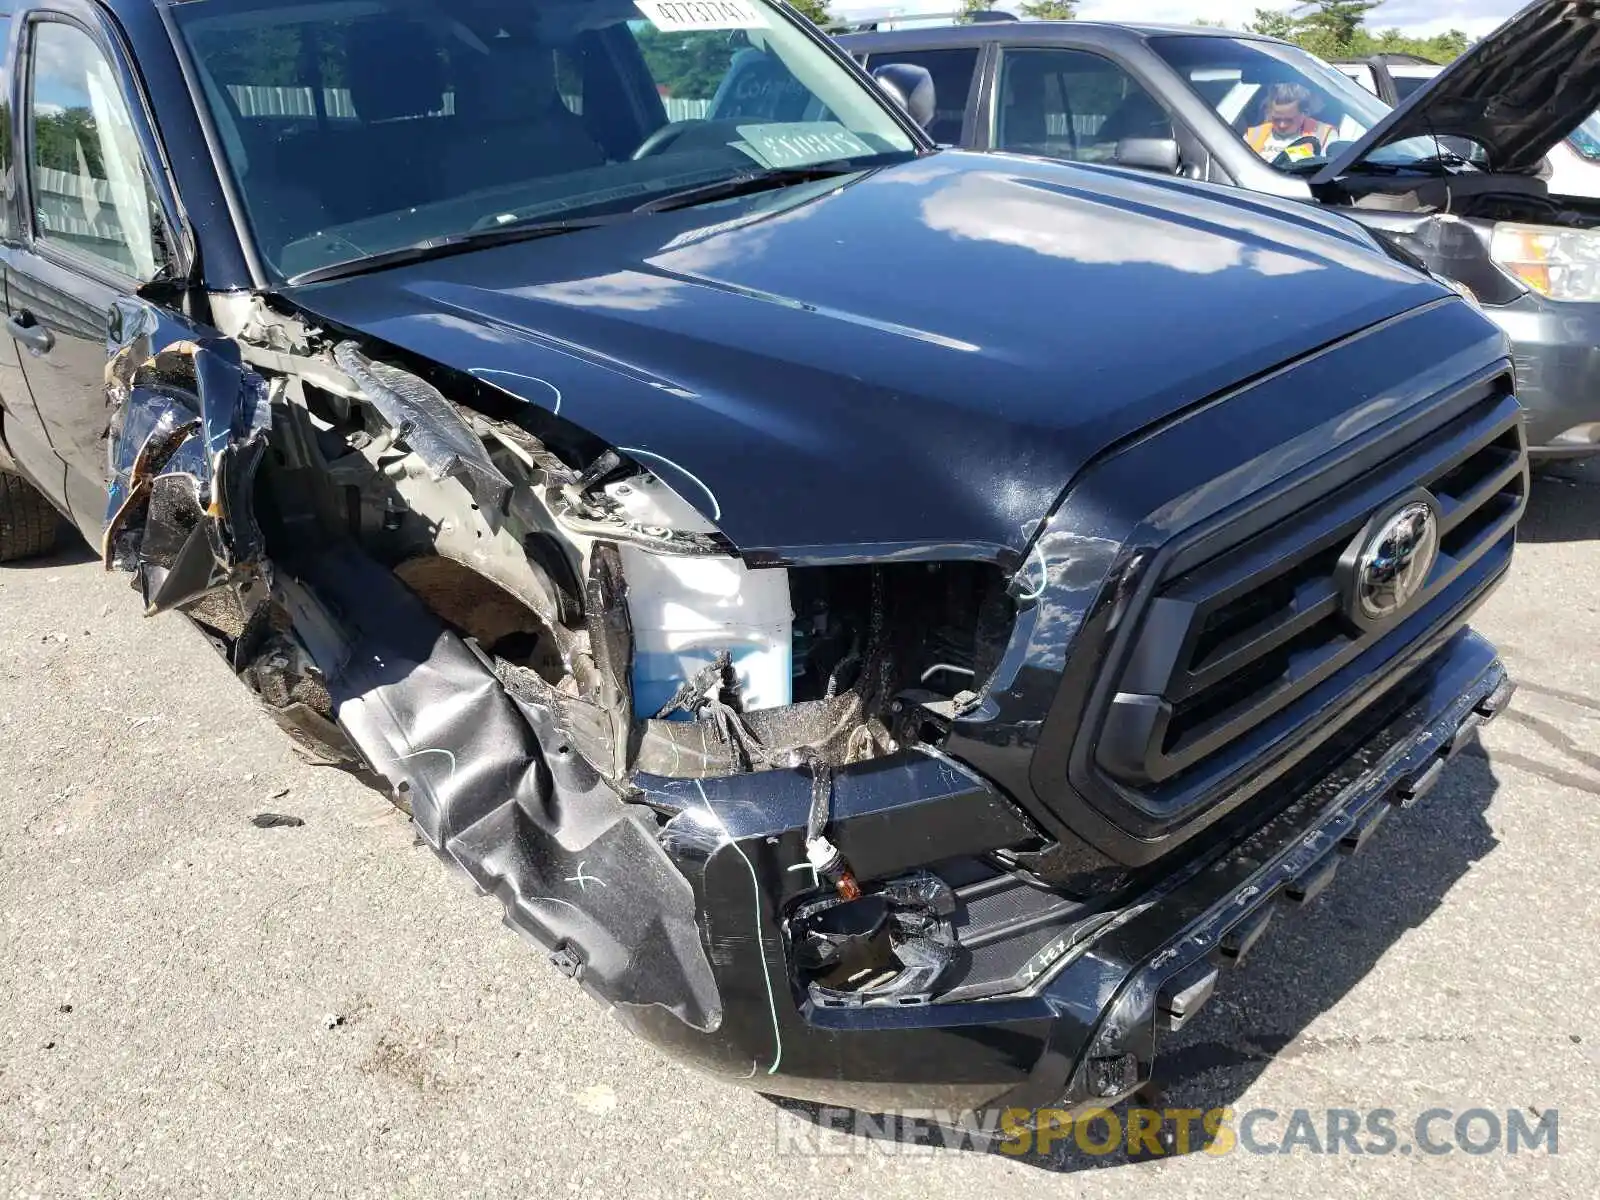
[833, 1, 1528, 39]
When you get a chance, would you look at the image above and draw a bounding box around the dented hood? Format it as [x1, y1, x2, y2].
[1316, 0, 1600, 180]
[283, 152, 1442, 561]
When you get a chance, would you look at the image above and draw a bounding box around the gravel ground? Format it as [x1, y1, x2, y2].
[2, 461, 1598, 1199]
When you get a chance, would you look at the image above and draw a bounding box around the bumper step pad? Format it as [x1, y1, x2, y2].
[1029, 640, 1512, 1115]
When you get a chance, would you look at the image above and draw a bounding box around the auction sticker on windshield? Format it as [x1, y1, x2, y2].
[635, 0, 770, 30]
[736, 123, 875, 168]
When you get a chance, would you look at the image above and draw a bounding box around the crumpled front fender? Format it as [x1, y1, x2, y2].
[103, 297, 271, 618]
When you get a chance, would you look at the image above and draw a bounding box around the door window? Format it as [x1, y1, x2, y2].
[863, 47, 979, 144]
[996, 48, 1173, 164]
[0, 15, 12, 237]
[28, 21, 167, 280]
[1389, 67, 1442, 103]
[1337, 62, 1379, 95]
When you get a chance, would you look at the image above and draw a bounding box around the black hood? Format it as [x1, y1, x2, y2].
[283, 152, 1443, 562]
[1317, 0, 1600, 180]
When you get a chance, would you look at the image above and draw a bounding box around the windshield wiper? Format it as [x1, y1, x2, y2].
[1346, 150, 1473, 177]
[633, 162, 871, 215]
[1405, 151, 1474, 171]
[286, 161, 888, 285]
[286, 213, 629, 286]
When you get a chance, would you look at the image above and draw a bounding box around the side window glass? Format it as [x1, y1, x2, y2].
[0, 15, 12, 237]
[863, 48, 978, 144]
[555, 47, 583, 116]
[997, 48, 1172, 164]
[1390, 71, 1437, 103]
[29, 20, 167, 279]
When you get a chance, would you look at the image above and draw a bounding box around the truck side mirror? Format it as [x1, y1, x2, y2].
[871, 63, 936, 131]
[1116, 137, 1181, 174]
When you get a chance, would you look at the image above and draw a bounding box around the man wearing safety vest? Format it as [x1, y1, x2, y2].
[1245, 83, 1337, 163]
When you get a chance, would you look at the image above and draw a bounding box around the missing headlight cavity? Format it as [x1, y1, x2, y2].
[617, 560, 1015, 781]
[496, 560, 1011, 786]
[789, 561, 1014, 704]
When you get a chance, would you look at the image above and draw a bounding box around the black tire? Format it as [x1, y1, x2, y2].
[0, 468, 60, 562]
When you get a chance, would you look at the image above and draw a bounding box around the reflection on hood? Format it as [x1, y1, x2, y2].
[921, 172, 1317, 279]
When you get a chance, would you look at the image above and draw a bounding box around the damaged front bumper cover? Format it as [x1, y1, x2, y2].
[277, 541, 1510, 1113]
[643, 633, 1508, 1115]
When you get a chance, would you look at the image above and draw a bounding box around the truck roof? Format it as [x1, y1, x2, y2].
[835, 20, 1272, 50]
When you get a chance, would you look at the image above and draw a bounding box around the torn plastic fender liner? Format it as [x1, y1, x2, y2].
[277, 545, 721, 1032]
[332, 341, 513, 514]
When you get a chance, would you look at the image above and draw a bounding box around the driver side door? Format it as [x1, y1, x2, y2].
[5, 4, 178, 544]
[0, 10, 66, 506]
[990, 46, 1213, 182]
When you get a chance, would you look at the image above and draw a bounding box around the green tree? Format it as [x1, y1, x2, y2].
[786, 0, 834, 27]
[634, 27, 742, 99]
[1420, 29, 1471, 60]
[1240, 2, 1471, 64]
[1246, 8, 1297, 38]
[1295, 0, 1382, 51]
[35, 107, 104, 178]
[960, 0, 1036, 19]
[190, 26, 315, 88]
[1018, 0, 1078, 18]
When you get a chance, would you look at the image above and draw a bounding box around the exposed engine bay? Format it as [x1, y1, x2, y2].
[1316, 172, 1600, 307]
[1341, 171, 1600, 226]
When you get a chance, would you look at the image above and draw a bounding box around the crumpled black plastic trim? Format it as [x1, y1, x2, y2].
[279, 547, 722, 1032]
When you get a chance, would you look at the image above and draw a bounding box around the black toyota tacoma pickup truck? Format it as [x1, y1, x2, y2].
[0, 0, 1523, 1115]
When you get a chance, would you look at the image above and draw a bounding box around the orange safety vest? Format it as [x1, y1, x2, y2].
[1246, 116, 1335, 154]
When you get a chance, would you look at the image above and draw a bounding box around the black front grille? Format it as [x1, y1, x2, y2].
[1095, 384, 1525, 792]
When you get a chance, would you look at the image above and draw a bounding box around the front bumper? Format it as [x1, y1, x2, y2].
[288, 547, 1510, 1116]
[1487, 294, 1600, 455]
[624, 630, 1511, 1114]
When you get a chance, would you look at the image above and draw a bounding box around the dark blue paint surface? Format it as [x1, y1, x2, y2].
[283, 152, 1446, 559]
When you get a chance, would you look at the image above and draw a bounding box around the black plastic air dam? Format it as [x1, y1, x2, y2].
[272, 545, 1508, 1113]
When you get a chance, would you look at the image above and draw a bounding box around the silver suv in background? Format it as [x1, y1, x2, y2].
[838, 1, 1600, 458]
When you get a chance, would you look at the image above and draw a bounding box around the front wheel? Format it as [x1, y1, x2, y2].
[0, 469, 60, 562]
